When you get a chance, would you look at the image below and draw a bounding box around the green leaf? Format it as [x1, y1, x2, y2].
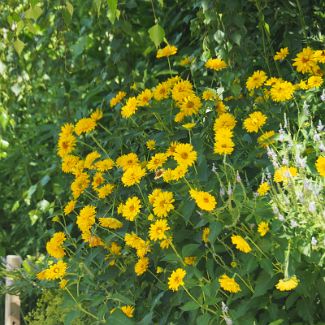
[106, 310, 135, 325]
[269, 319, 284, 325]
[181, 301, 200, 311]
[182, 244, 200, 257]
[107, 0, 118, 24]
[196, 314, 211, 325]
[148, 24, 165, 48]
[13, 39, 25, 56]
[64, 310, 81, 325]
[66, 1, 74, 16]
[110, 293, 134, 305]
[25, 6, 43, 21]
[208, 222, 222, 244]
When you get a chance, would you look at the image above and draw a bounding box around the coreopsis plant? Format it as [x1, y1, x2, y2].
[34, 45, 325, 324]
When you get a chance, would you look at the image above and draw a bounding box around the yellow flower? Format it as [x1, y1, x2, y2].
[274, 166, 298, 183]
[202, 89, 218, 101]
[75, 118, 96, 135]
[121, 97, 138, 118]
[179, 95, 202, 117]
[171, 165, 188, 181]
[231, 235, 252, 253]
[243, 111, 267, 133]
[275, 276, 299, 291]
[99, 217, 123, 229]
[179, 56, 193, 66]
[121, 305, 135, 318]
[156, 44, 178, 58]
[76, 205, 96, 234]
[45, 261, 68, 280]
[61, 155, 81, 174]
[92, 172, 104, 189]
[153, 81, 170, 101]
[189, 189, 217, 211]
[95, 158, 114, 172]
[84, 151, 101, 169]
[214, 134, 235, 155]
[270, 80, 295, 102]
[214, 113, 237, 131]
[182, 122, 196, 130]
[137, 89, 153, 106]
[122, 196, 142, 221]
[59, 279, 68, 289]
[218, 274, 241, 293]
[71, 172, 90, 199]
[57, 133, 76, 158]
[108, 242, 122, 255]
[149, 219, 170, 241]
[156, 266, 164, 273]
[257, 131, 276, 148]
[153, 191, 175, 217]
[307, 76, 323, 88]
[314, 49, 325, 63]
[274, 47, 289, 61]
[64, 200, 76, 215]
[168, 268, 186, 291]
[90, 108, 103, 121]
[184, 256, 196, 265]
[46, 232, 66, 259]
[215, 100, 227, 114]
[147, 153, 168, 171]
[110, 91, 126, 107]
[292, 47, 318, 74]
[257, 221, 269, 237]
[135, 257, 149, 276]
[172, 80, 193, 102]
[202, 227, 210, 243]
[315, 156, 325, 176]
[257, 182, 270, 196]
[160, 236, 172, 249]
[116, 153, 139, 171]
[148, 188, 163, 204]
[246, 70, 267, 91]
[146, 140, 156, 150]
[205, 58, 227, 71]
[121, 165, 146, 187]
[173, 143, 197, 167]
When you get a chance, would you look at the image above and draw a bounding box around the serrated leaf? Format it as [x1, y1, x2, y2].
[13, 39, 25, 56]
[107, 310, 135, 325]
[148, 24, 165, 48]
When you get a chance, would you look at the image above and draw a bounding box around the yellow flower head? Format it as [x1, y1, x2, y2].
[231, 235, 252, 253]
[146, 140, 156, 150]
[44, 261, 68, 280]
[122, 165, 146, 187]
[292, 47, 318, 74]
[110, 91, 126, 107]
[84, 151, 101, 169]
[274, 166, 298, 183]
[168, 268, 186, 291]
[116, 153, 139, 171]
[135, 257, 149, 276]
[257, 221, 269, 237]
[90, 109, 103, 121]
[99, 217, 123, 229]
[214, 113, 237, 132]
[257, 131, 276, 148]
[46, 232, 66, 259]
[76, 205, 96, 234]
[95, 158, 114, 172]
[64, 200, 76, 215]
[149, 219, 170, 241]
[121, 97, 138, 118]
[257, 182, 270, 196]
[275, 276, 299, 291]
[147, 153, 168, 171]
[152, 191, 175, 217]
[121, 305, 135, 318]
[270, 80, 295, 102]
[71, 172, 90, 199]
[315, 156, 325, 176]
[246, 70, 267, 91]
[153, 81, 170, 101]
[156, 45, 178, 59]
[202, 227, 210, 243]
[182, 122, 196, 130]
[137, 89, 153, 106]
[189, 189, 217, 211]
[202, 89, 218, 101]
[205, 58, 227, 71]
[274, 47, 289, 61]
[179, 94, 202, 117]
[173, 143, 197, 167]
[218, 274, 241, 293]
[122, 196, 142, 221]
[243, 111, 267, 133]
[57, 133, 76, 158]
[172, 80, 193, 102]
[184, 256, 196, 265]
[75, 118, 96, 135]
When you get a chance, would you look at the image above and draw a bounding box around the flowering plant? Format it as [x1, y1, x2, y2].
[34, 45, 325, 324]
